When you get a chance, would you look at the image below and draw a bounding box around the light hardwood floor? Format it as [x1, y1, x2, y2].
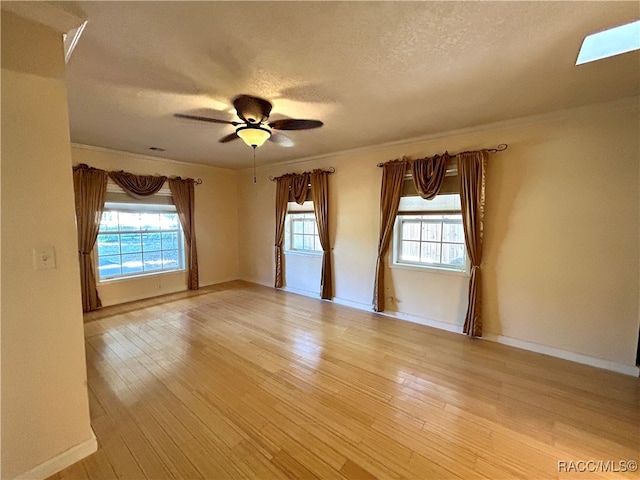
[52, 281, 639, 479]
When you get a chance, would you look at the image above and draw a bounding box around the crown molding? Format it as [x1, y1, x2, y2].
[71, 143, 235, 173]
[246, 96, 640, 173]
[2, 1, 85, 33]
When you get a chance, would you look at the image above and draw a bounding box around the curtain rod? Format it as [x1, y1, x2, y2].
[376, 143, 508, 167]
[269, 166, 336, 182]
[74, 163, 203, 184]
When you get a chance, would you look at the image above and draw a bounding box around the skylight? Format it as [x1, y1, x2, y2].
[576, 20, 640, 65]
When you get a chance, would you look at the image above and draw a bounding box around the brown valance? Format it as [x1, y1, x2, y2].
[290, 172, 310, 205]
[377, 154, 451, 201]
[412, 153, 449, 200]
[109, 170, 168, 199]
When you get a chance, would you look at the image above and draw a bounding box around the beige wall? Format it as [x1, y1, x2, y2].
[71, 146, 239, 306]
[238, 99, 639, 370]
[1, 12, 94, 479]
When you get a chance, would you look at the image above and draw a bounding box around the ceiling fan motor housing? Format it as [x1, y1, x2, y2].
[174, 94, 323, 148]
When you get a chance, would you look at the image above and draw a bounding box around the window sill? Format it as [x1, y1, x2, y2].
[98, 269, 186, 285]
[284, 249, 323, 258]
[390, 262, 469, 277]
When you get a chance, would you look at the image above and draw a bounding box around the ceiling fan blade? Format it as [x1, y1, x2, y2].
[219, 132, 239, 143]
[269, 119, 324, 130]
[174, 113, 239, 126]
[233, 95, 273, 124]
[269, 132, 294, 147]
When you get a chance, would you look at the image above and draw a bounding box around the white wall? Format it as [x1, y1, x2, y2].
[238, 99, 639, 372]
[71, 145, 239, 306]
[1, 11, 95, 479]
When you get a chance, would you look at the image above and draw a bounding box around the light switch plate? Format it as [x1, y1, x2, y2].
[34, 246, 56, 270]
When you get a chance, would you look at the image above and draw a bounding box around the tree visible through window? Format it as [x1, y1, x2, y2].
[96, 204, 185, 280]
[394, 194, 466, 271]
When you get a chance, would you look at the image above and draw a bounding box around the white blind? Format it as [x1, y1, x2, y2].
[104, 179, 173, 205]
[398, 194, 461, 213]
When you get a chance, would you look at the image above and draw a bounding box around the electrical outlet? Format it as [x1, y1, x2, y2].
[33, 246, 56, 270]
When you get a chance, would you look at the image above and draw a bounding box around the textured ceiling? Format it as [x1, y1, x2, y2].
[57, 1, 639, 169]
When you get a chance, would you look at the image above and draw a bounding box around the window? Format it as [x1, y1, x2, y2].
[96, 203, 185, 281]
[285, 201, 321, 254]
[287, 213, 322, 253]
[394, 194, 467, 272]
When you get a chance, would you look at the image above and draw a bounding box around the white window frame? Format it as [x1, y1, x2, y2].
[392, 194, 468, 276]
[285, 202, 322, 256]
[95, 202, 186, 283]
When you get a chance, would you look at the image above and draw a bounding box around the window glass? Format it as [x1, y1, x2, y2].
[285, 207, 322, 254]
[96, 204, 185, 281]
[394, 194, 466, 271]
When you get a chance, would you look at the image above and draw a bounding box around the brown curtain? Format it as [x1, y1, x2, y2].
[311, 170, 332, 299]
[168, 178, 199, 290]
[373, 160, 408, 312]
[290, 173, 310, 205]
[457, 151, 487, 336]
[73, 164, 108, 312]
[109, 171, 167, 199]
[412, 153, 449, 200]
[274, 176, 291, 288]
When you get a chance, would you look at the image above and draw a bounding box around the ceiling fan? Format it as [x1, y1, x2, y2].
[174, 95, 323, 149]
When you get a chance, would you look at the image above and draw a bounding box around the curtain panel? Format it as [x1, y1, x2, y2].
[373, 160, 407, 312]
[109, 170, 167, 199]
[274, 176, 291, 288]
[72, 164, 108, 312]
[457, 151, 487, 336]
[273, 169, 333, 295]
[274, 175, 291, 288]
[168, 178, 199, 290]
[411, 153, 449, 200]
[310, 170, 332, 299]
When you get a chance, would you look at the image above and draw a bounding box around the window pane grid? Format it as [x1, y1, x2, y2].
[288, 213, 322, 253]
[396, 213, 466, 269]
[97, 209, 185, 280]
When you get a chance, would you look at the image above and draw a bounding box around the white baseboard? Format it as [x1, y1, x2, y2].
[283, 288, 638, 377]
[282, 285, 321, 298]
[378, 310, 464, 334]
[332, 296, 371, 310]
[100, 277, 242, 307]
[482, 333, 639, 377]
[332, 296, 464, 333]
[199, 276, 241, 288]
[100, 284, 186, 307]
[14, 430, 97, 480]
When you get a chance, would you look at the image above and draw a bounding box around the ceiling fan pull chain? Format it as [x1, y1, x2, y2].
[253, 146, 257, 183]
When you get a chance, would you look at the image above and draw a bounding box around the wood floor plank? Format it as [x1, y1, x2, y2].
[49, 281, 639, 480]
[339, 459, 378, 480]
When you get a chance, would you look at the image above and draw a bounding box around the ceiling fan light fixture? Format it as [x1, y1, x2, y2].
[236, 124, 271, 148]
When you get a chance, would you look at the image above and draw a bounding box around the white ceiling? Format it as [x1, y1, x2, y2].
[57, 1, 639, 169]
